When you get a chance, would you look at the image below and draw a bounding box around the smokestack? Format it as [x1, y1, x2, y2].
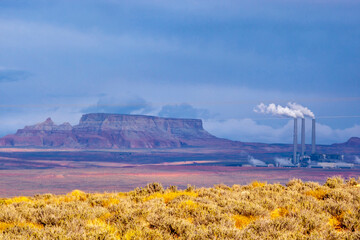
[301, 118, 305, 158]
[293, 118, 298, 164]
[312, 118, 316, 154]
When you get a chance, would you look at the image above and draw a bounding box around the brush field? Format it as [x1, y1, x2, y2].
[1, 177, 360, 239]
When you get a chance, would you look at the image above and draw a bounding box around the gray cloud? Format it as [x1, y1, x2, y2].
[158, 103, 210, 119]
[0, 0, 359, 143]
[0, 69, 30, 82]
[82, 96, 153, 115]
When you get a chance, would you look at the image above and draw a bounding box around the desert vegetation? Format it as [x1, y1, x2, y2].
[0, 177, 360, 239]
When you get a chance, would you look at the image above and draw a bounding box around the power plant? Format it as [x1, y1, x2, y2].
[293, 118, 298, 165]
[288, 117, 350, 168]
[312, 118, 316, 154]
[254, 102, 351, 169]
[291, 117, 316, 165]
[301, 118, 305, 158]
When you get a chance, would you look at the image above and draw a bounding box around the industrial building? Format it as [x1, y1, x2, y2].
[288, 117, 351, 169]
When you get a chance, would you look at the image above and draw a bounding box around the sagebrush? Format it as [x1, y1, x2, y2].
[1, 177, 360, 239]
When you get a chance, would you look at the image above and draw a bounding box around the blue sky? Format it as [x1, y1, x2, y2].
[0, 0, 359, 144]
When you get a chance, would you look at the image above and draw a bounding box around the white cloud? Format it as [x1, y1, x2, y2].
[316, 123, 360, 144]
[204, 118, 293, 143]
[203, 118, 360, 144]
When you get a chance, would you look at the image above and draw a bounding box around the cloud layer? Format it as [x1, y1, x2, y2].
[0, 0, 359, 144]
[0, 69, 30, 82]
[204, 118, 360, 144]
[158, 103, 210, 119]
[82, 96, 153, 115]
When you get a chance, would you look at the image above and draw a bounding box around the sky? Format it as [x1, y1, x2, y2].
[0, 0, 359, 144]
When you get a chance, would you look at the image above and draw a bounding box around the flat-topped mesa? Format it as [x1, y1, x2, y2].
[72, 113, 216, 148]
[76, 113, 204, 132]
[0, 113, 227, 148]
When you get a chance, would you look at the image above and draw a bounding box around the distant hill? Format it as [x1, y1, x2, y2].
[333, 137, 360, 147]
[0, 113, 234, 149]
[329, 137, 360, 154]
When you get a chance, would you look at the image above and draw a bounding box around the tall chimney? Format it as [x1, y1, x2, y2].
[293, 118, 298, 164]
[301, 118, 305, 158]
[312, 118, 316, 154]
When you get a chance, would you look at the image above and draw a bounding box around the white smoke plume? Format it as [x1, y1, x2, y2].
[287, 102, 315, 119]
[248, 156, 266, 166]
[354, 156, 360, 164]
[254, 103, 304, 118]
[274, 157, 293, 166]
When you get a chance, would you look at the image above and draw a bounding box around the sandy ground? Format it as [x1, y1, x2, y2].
[1, 165, 360, 197]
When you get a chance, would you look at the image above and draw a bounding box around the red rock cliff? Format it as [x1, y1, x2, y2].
[0, 113, 231, 148]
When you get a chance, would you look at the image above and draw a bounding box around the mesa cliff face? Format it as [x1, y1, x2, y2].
[0, 113, 232, 149]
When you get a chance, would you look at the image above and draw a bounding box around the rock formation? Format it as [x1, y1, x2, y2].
[0, 113, 233, 148]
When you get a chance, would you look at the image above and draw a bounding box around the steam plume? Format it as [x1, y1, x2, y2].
[248, 156, 266, 166]
[254, 103, 304, 118]
[287, 102, 315, 119]
[254, 102, 315, 119]
[274, 157, 293, 166]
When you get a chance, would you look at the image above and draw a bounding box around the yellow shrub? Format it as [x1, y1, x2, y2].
[144, 191, 198, 203]
[251, 181, 266, 188]
[99, 212, 112, 221]
[179, 200, 198, 210]
[87, 218, 117, 234]
[124, 229, 143, 240]
[70, 189, 85, 197]
[101, 198, 120, 207]
[328, 211, 350, 231]
[0, 222, 12, 231]
[0, 221, 43, 231]
[305, 189, 328, 200]
[118, 192, 127, 197]
[66, 189, 87, 201]
[87, 218, 107, 228]
[270, 208, 288, 219]
[4, 196, 30, 205]
[329, 216, 342, 231]
[233, 215, 257, 229]
[21, 222, 44, 230]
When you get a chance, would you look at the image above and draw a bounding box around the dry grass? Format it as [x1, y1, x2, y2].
[0, 177, 360, 239]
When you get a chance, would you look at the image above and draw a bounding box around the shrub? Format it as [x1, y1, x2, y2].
[233, 215, 257, 229]
[144, 182, 164, 194]
[305, 188, 329, 200]
[325, 176, 344, 189]
[1, 177, 359, 239]
[270, 208, 288, 219]
[251, 181, 267, 188]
